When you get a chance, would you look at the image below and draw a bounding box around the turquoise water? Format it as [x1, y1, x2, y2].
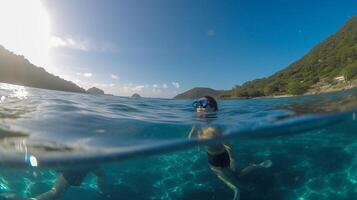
[0, 83, 356, 200]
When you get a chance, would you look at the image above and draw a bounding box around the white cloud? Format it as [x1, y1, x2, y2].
[152, 84, 160, 93]
[172, 81, 180, 88]
[119, 84, 169, 97]
[133, 85, 145, 92]
[152, 88, 162, 93]
[93, 83, 115, 88]
[110, 74, 119, 80]
[83, 73, 92, 77]
[50, 36, 66, 47]
[50, 35, 118, 53]
[207, 29, 215, 36]
[51, 36, 89, 51]
[63, 75, 177, 98]
[76, 72, 93, 78]
[51, 67, 177, 97]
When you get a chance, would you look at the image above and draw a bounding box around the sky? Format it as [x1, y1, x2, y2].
[1, 0, 357, 98]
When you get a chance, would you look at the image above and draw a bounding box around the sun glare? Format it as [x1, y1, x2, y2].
[0, 0, 51, 69]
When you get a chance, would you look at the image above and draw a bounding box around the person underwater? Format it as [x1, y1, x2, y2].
[0, 139, 106, 200]
[33, 167, 106, 200]
[188, 96, 272, 200]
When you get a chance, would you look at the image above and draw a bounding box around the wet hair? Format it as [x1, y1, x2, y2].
[201, 96, 218, 111]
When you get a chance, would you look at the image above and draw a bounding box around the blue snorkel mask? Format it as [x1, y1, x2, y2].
[192, 99, 210, 108]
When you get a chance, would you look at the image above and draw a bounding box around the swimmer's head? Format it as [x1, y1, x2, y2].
[193, 96, 218, 113]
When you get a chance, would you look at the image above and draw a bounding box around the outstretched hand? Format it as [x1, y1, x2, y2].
[258, 160, 272, 168]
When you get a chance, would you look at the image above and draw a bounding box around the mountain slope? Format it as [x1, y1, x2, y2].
[131, 93, 141, 98]
[87, 87, 105, 94]
[221, 16, 357, 98]
[174, 87, 222, 99]
[0, 45, 86, 93]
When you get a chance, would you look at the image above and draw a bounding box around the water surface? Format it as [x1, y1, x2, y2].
[0, 83, 356, 200]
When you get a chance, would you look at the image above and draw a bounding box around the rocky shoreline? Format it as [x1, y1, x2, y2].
[221, 79, 357, 100]
[304, 79, 357, 95]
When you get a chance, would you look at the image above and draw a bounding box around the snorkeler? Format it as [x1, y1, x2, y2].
[31, 167, 106, 200]
[0, 138, 106, 200]
[1, 167, 106, 200]
[188, 96, 272, 200]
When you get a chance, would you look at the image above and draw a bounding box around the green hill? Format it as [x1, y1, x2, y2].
[131, 93, 141, 98]
[174, 87, 222, 99]
[0, 45, 86, 93]
[221, 16, 357, 98]
[87, 87, 105, 95]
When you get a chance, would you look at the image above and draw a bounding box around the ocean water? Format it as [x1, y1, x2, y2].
[0, 83, 356, 200]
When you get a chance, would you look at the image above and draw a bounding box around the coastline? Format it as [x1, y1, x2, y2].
[219, 80, 357, 100]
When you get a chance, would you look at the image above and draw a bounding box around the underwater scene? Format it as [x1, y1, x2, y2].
[0, 83, 356, 200]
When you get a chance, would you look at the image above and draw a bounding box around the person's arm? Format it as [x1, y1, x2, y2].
[189, 126, 203, 151]
[188, 125, 197, 139]
[34, 174, 70, 200]
[92, 169, 106, 194]
[224, 144, 237, 171]
[237, 160, 272, 178]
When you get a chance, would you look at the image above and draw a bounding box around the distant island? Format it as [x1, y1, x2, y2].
[131, 93, 141, 98]
[174, 87, 222, 99]
[0, 45, 86, 93]
[87, 87, 105, 95]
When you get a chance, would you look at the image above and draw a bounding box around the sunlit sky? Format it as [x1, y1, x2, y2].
[1, 0, 357, 97]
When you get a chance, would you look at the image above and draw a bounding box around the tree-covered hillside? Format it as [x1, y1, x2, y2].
[0, 45, 86, 93]
[221, 16, 357, 98]
[174, 87, 222, 99]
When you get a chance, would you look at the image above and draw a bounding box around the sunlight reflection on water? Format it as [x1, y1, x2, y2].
[0, 84, 28, 100]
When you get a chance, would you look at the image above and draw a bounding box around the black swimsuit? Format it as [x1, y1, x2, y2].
[60, 166, 98, 186]
[207, 150, 231, 168]
[60, 169, 91, 186]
